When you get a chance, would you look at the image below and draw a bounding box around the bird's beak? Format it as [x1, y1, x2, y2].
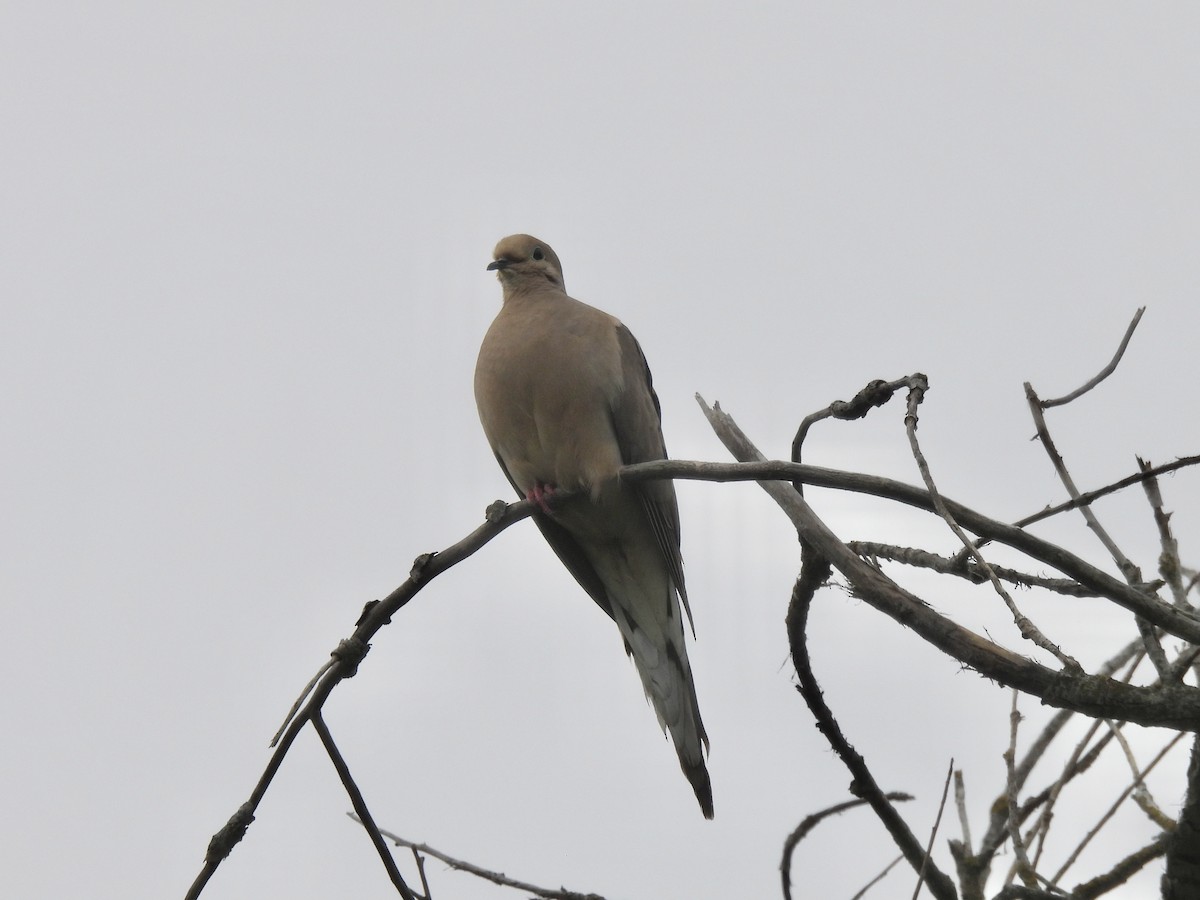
[486, 258, 510, 271]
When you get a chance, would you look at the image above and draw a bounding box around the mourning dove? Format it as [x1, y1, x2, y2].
[474, 234, 713, 818]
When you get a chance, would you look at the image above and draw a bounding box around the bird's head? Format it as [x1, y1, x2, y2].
[488, 234, 565, 292]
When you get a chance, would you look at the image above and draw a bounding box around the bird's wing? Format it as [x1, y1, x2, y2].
[610, 323, 693, 631]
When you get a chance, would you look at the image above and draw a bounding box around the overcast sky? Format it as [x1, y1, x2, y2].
[4, 4, 1200, 899]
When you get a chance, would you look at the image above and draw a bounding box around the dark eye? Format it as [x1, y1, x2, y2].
[532, 247, 544, 261]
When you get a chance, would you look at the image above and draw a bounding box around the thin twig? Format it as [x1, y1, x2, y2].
[954, 770, 973, 857]
[1049, 731, 1186, 887]
[354, 817, 606, 900]
[780, 795, 914, 900]
[908, 377, 1080, 669]
[186, 496, 544, 898]
[1004, 691, 1038, 887]
[1024, 309, 1172, 678]
[271, 658, 336, 747]
[313, 712, 416, 899]
[1014, 455, 1200, 530]
[411, 847, 432, 900]
[1140, 457, 1190, 611]
[1040, 307, 1144, 408]
[785, 566, 959, 899]
[851, 855, 905, 900]
[1021, 651, 1145, 874]
[913, 760, 955, 900]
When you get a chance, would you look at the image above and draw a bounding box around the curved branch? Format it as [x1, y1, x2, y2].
[785, 556, 958, 900]
[622, 454, 1200, 648]
[186, 497, 542, 898]
[618, 401, 1200, 733]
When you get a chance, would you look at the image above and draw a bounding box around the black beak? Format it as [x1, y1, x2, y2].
[486, 258, 510, 271]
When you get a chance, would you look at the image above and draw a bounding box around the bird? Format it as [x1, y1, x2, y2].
[474, 233, 712, 818]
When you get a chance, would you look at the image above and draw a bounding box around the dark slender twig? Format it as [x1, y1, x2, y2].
[1014, 456, 1200, 529]
[1049, 731, 1185, 887]
[313, 711, 417, 899]
[913, 760, 955, 900]
[780, 795, 914, 900]
[851, 855, 906, 899]
[411, 847, 432, 900]
[785, 565, 959, 899]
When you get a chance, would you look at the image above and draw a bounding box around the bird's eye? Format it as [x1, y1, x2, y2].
[532, 247, 545, 261]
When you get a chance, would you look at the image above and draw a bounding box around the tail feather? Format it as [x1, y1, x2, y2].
[623, 616, 713, 818]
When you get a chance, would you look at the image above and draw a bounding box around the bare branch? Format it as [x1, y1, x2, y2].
[905, 378, 1080, 671]
[1025, 382, 1145, 584]
[1004, 692, 1038, 888]
[313, 712, 417, 899]
[664, 415, 1200, 729]
[913, 760, 955, 900]
[1050, 731, 1185, 887]
[850, 542, 1102, 596]
[627, 453, 1200, 651]
[781, 795, 914, 900]
[1023, 310, 1174, 681]
[1140, 457, 1192, 614]
[1014, 455, 1200, 530]
[186, 497, 543, 897]
[1039, 307, 1145, 408]
[851, 855, 906, 899]
[1163, 736, 1200, 899]
[784, 564, 959, 900]
[954, 770, 973, 858]
[355, 816, 607, 900]
[791, 376, 913, 475]
[1070, 835, 1169, 899]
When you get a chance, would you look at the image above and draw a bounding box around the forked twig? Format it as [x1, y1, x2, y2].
[353, 816, 607, 900]
[904, 378, 1081, 671]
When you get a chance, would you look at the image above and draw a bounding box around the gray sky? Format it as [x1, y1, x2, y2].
[4, 4, 1199, 898]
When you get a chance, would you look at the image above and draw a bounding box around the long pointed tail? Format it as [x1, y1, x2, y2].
[624, 624, 713, 818]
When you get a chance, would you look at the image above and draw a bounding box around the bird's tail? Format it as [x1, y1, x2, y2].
[623, 622, 713, 819]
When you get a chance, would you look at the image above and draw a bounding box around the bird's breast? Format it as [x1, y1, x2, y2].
[475, 303, 625, 496]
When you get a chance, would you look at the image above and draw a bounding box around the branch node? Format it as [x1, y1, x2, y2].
[830, 378, 897, 421]
[410, 552, 438, 582]
[331, 638, 371, 678]
[485, 499, 510, 523]
[204, 801, 256, 866]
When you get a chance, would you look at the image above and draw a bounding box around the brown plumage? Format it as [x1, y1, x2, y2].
[474, 234, 712, 818]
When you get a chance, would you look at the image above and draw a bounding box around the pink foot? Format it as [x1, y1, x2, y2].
[526, 482, 557, 515]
